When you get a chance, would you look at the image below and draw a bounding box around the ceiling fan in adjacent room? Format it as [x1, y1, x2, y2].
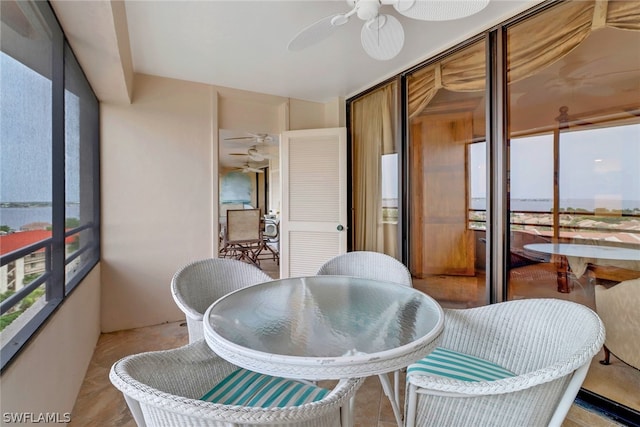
[224, 132, 274, 144]
[229, 145, 273, 162]
[234, 162, 266, 174]
[288, 0, 490, 60]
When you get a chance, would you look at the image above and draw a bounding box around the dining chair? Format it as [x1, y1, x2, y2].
[221, 208, 263, 267]
[315, 251, 412, 421]
[171, 258, 272, 342]
[110, 340, 363, 427]
[256, 218, 279, 265]
[404, 298, 605, 427]
[315, 251, 412, 286]
[595, 277, 640, 370]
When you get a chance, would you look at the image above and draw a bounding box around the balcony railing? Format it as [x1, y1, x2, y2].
[469, 208, 640, 242]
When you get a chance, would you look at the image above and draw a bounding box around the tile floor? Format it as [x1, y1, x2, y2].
[69, 258, 629, 426]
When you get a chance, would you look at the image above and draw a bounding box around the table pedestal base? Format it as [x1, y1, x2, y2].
[555, 256, 570, 293]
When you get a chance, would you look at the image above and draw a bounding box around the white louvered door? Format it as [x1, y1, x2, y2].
[280, 128, 347, 278]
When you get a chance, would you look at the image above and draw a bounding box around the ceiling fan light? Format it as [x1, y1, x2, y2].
[361, 14, 404, 61]
[392, 0, 416, 13]
[393, 0, 490, 21]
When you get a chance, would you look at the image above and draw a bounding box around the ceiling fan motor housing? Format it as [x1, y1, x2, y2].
[356, 0, 381, 21]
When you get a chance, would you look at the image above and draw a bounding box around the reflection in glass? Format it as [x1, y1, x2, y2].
[351, 82, 400, 257]
[406, 38, 487, 308]
[506, 0, 640, 413]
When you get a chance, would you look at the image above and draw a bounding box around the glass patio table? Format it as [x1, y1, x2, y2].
[203, 275, 444, 427]
[524, 243, 640, 293]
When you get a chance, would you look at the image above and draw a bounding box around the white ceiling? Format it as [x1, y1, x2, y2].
[49, 0, 638, 169]
[123, 0, 542, 103]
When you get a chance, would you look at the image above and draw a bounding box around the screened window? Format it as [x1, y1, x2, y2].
[0, 0, 100, 370]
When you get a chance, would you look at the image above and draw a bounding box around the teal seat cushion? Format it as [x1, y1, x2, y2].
[201, 369, 329, 408]
[407, 347, 516, 382]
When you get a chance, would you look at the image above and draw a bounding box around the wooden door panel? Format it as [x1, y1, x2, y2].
[410, 112, 475, 277]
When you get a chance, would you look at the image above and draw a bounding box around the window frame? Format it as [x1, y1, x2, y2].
[0, 0, 100, 371]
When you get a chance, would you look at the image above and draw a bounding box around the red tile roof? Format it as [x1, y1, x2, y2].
[0, 230, 75, 256]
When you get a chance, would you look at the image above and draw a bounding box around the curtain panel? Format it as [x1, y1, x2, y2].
[351, 82, 397, 254]
[407, 0, 640, 119]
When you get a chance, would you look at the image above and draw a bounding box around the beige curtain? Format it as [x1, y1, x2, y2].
[352, 82, 397, 255]
[407, 0, 640, 118]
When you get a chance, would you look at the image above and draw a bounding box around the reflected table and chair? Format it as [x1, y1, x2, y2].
[524, 243, 640, 293]
[203, 275, 444, 427]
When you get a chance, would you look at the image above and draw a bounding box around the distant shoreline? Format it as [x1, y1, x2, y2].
[1, 203, 81, 230]
[380, 198, 640, 211]
[1, 202, 79, 208]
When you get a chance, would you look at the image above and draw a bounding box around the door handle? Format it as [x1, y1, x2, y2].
[337, 225, 344, 231]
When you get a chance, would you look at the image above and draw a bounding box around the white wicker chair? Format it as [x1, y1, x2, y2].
[171, 258, 272, 342]
[110, 340, 363, 427]
[404, 298, 605, 427]
[595, 278, 640, 369]
[316, 251, 412, 425]
[316, 251, 412, 286]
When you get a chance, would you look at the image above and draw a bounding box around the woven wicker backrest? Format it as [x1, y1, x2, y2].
[110, 340, 362, 427]
[172, 258, 271, 318]
[316, 251, 412, 286]
[440, 299, 604, 375]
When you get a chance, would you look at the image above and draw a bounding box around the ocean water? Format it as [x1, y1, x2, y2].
[472, 198, 640, 212]
[1, 204, 80, 230]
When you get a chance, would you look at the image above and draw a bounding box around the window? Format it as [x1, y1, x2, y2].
[381, 153, 398, 224]
[351, 0, 639, 419]
[506, 0, 640, 415]
[0, 0, 100, 370]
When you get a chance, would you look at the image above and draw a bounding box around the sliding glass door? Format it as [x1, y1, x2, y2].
[349, 1, 639, 416]
[505, 0, 640, 412]
[406, 38, 488, 308]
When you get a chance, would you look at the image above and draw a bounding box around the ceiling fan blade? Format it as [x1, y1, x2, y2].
[288, 14, 346, 51]
[229, 153, 249, 156]
[225, 136, 255, 141]
[390, 0, 490, 21]
[361, 15, 404, 61]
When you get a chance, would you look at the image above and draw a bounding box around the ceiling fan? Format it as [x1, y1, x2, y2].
[288, 0, 490, 61]
[234, 162, 266, 174]
[224, 132, 274, 144]
[229, 146, 273, 162]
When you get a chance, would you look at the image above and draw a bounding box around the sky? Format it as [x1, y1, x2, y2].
[1, 53, 80, 203]
[470, 124, 640, 206]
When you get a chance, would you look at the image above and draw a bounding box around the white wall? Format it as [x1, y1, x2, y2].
[100, 73, 334, 332]
[0, 264, 101, 423]
[100, 74, 217, 332]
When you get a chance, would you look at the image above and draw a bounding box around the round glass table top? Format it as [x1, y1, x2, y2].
[524, 243, 640, 261]
[203, 275, 444, 379]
